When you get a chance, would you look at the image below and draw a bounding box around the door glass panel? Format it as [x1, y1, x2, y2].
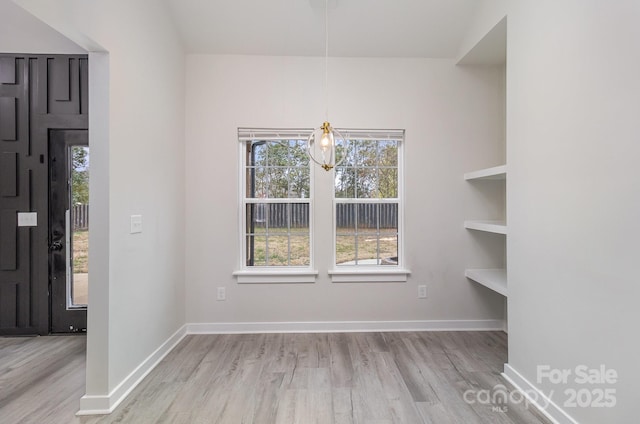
[70, 145, 89, 307]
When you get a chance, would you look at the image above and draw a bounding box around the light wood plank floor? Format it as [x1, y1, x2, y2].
[0, 332, 552, 424]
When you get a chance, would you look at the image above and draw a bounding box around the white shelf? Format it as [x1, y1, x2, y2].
[464, 220, 507, 234]
[464, 165, 506, 181]
[465, 268, 507, 297]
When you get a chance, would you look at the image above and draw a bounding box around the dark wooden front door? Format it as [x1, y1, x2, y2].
[0, 54, 88, 335]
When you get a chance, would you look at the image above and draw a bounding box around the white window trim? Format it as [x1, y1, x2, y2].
[233, 269, 319, 284]
[328, 267, 411, 283]
[235, 131, 317, 284]
[331, 131, 409, 282]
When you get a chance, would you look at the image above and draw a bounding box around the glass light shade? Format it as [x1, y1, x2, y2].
[306, 121, 345, 171]
[320, 130, 333, 151]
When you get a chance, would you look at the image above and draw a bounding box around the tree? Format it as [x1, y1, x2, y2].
[377, 140, 398, 198]
[249, 140, 309, 199]
[334, 140, 398, 199]
[71, 146, 89, 205]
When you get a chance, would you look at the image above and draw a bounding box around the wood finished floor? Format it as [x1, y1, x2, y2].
[0, 332, 552, 424]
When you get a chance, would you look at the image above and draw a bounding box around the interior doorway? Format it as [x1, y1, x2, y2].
[49, 129, 88, 333]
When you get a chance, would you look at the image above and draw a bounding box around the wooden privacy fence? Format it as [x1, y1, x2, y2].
[249, 203, 398, 229]
[336, 203, 398, 229]
[250, 204, 309, 229]
[72, 204, 89, 230]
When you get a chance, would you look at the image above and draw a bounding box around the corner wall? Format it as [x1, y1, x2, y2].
[14, 0, 187, 412]
[506, 1, 639, 422]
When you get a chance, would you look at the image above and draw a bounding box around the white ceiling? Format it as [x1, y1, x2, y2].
[166, 0, 480, 58]
[0, 0, 485, 59]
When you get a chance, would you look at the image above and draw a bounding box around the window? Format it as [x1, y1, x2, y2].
[334, 131, 402, 266]
[235, 129, 318, 283]
[331, 130, 408, 282]
[235, 128, 408, 284]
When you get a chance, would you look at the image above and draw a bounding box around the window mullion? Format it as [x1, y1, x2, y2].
[354, 203, 359, 265]
[287, 203, 291, 266]
[376, 203, 380, 265]
[265, 204, 270, 266]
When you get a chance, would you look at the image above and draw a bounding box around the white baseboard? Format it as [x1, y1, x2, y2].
[186, 319, 505, 334]
[77, 325, 187, 416]
[502, 363, 579, 424]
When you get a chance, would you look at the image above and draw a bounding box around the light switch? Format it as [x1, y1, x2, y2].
[130, 215, 143, 234]
[17, 212, 38, 227]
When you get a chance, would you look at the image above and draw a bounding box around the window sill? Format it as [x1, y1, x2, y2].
[233, 269, 318, 284]
[328, 267, 411, 283]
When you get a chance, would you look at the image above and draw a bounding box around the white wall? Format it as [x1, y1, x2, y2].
[506, 1, 639, 423]
[14, 0, 186, 408]
[185, 54, 506, 326]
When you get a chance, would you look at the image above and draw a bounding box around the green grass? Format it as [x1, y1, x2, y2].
[249, 230, 309, 266]
[335, 231, 398, 264]
[248, 227, 397, 266]
[73, 230, 89, 273]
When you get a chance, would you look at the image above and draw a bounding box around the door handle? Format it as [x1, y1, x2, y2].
[50, 241, 64, 251]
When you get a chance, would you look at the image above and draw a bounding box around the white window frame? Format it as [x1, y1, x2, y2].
[233, 129, 318, 284]
[329, 130, 410, 283]
[232, 128, 410, 284]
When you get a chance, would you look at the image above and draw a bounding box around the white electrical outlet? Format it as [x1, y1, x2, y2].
[418, 285, 427, 299]
[217, 287, 226, 301]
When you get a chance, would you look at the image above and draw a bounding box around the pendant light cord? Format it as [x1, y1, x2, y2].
[324, 0, 329, 122]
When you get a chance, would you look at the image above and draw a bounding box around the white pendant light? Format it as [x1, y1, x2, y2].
[306, 0, 345, 171]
